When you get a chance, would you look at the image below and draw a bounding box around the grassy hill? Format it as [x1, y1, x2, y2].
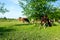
[0, 20, 60, 40]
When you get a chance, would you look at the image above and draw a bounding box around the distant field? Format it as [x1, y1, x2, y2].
[0, 20, 60, 40]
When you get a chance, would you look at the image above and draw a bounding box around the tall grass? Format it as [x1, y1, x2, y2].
[0, 20, 60, 40]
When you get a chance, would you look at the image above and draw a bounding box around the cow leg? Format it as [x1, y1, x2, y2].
[48, 22, 52, 27]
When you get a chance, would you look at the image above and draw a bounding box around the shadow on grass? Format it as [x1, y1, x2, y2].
[0, 27, 15, 36]
[13, 23, 33, 26]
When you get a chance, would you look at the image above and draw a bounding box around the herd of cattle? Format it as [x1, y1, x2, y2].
[18, 16, 55, 27]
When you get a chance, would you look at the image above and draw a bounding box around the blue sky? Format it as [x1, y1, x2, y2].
[52, 0, 60, 7]
[0, 0, 26, 19]
[0, 0, 60, 19]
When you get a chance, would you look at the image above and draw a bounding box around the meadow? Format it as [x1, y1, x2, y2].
[0, 19, 60, 40]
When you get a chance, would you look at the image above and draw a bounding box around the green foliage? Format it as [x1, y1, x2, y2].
[19, 0, 60, 20]
[18, 0, 60, 20]
[0, 2, 9, 14]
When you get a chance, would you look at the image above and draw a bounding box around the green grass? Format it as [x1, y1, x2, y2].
[0, 20, 60, 40]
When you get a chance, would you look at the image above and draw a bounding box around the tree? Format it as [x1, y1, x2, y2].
[18, 0, 58, 20]
[0, 2, 9, 14]
[52, 7, 60, 20]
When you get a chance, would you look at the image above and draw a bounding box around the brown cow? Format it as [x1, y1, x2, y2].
[18, 17, 30, 23]
[41, 15, 52, 27]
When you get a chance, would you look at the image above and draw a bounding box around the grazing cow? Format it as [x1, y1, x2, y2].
[18, 17, 30, 23]
[41, 15, 52, 27]
[41, 16, 46, 26]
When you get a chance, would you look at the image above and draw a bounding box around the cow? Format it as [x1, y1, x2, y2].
[41, 15, 52, 27]
[18, 17, 30, 23]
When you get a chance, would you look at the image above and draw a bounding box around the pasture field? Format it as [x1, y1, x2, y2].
[0, 20, 60, 40]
